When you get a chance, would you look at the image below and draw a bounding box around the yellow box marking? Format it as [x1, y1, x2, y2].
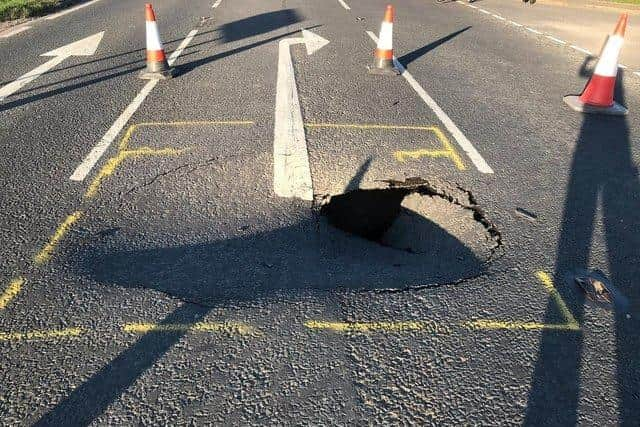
[0, 277, 25, 310]
[461, 271, 580, 332]
[0, 327, 83, 342]
[34, 211, 83, 265]
[85, 120, 255, 199]
[123, 321, 257, 335]
[304, 320, 451, 334]
[304, 122, 466, 171]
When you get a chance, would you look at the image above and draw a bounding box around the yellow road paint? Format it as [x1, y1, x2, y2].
[34, 211, 82, 265]
[535, 271, 579, 328]
[394, 127, 466, 170]
[0, 277, 25, 310]
[0, 327, 83, 342]
[304, 122, 465, 171]
[463, 271, 580, 332]
[304, 320, 451, 334]
[84, 121, 254, 199]
[123, 321, 257, 335]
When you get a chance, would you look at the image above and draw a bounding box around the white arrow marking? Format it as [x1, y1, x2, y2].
[0, 32, 104, 102]
[273, 30, 329, 200]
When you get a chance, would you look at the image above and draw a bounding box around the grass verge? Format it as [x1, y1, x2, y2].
[0, 0, 62, 21]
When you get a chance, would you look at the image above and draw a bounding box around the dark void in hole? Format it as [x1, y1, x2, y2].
[320, 183, 499, 260]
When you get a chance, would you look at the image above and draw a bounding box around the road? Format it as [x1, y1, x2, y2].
[0, 0, 638, 424]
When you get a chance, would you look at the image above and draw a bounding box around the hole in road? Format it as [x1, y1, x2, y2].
[320, 180, 501, 261]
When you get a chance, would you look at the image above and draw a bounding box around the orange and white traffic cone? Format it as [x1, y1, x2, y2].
[564, 14, 628, 115]
[139, 3, 174, 80]
[368, 5, 400, 75]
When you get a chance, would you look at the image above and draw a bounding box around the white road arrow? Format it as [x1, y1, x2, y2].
[273, 29, 329, 201]
[0, 32, 104, 102]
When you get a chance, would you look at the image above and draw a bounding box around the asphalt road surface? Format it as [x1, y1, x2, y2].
[1, 0, 639, 425]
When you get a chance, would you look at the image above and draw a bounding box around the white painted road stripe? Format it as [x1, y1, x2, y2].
[634, 71, 640, 77]
[509, 21, 523, 27]
[212, 0, 223, 8]
[570, 45, 592, 55]
[338, 0, 351, 10]
[468, 5, 478, 9]
[69, 29, 198, 182]
[0, 26, 31, 38]
[546, 35, 566, 45]
[366, 31, 493, 174]
[493, 15, 506, 21]
[46, 0, 103, 20]
[479, 9, 491, 15]
[526, 27, 542, 35]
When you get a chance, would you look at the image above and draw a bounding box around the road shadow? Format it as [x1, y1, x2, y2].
[397, 26, 471, 68]
[524, 61, 640, 425]
[35, 160, 486, 425]
[219, 9, 303, 43]
[0, 9, 306, 111]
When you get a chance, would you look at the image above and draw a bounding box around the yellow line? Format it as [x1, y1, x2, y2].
[85, 121, 253, 199]
[304, 320, 451, 334]
[0, 277, 25, 310]
[34, 211, 83, 265]
[536, 271, 579, 327]
[305, 122, 440, 131]
[303, 122, 465, 170]
[462, 271, 580, 332]
[461, 320, 580, 331]
[0, 327, 83, 342]
[123, 322, 257, 335]
[395, 127, 466, 170]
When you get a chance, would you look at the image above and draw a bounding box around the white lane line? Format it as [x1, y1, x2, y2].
[0, 26, 31, 38]
[212, 0, 223, 8]
[509, 21, 523, 27]
[546, 35, 566, 45]
[492, 15, 506, 21]
[618, 64, 627, 69]
[366, 31, 493, 174]
[634, 71, 640, 77]
[468, 5, 478, 9]
[69, 29, 198, 182]
[337, 0, 351, 10]
[570, 45, 592, 55]
[526, 27, 543, 35]
[479, 9, 491, 15]
[46, 0, 103, 20]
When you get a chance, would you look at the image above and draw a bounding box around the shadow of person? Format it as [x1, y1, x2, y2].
[525, 64, 640, 425]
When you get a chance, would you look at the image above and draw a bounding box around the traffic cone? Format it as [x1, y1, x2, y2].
[564, 14, 628, 115]
[139, 4, 174, 80]
[368, 5, 400, 75]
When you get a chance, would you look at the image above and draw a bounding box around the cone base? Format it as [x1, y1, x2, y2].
[367, 64, 400, 76]
[139, 68, 175, 80]
[563, 95, 628, 116]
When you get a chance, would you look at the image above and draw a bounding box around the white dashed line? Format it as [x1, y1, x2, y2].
[546, 35, 566, 45]
[0, 26, 31, 38]
[337, 0, 351, 9]
[570, 45, 592, 55]
[69, 29, 198, 181]
[460, 1, 639, 80]
[366, 31, 494, 174]
[212, 0, 222, 8]
[46, 0, 102, 19]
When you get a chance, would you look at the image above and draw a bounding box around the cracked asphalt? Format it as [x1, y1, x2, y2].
[1, 0, 639, 425]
